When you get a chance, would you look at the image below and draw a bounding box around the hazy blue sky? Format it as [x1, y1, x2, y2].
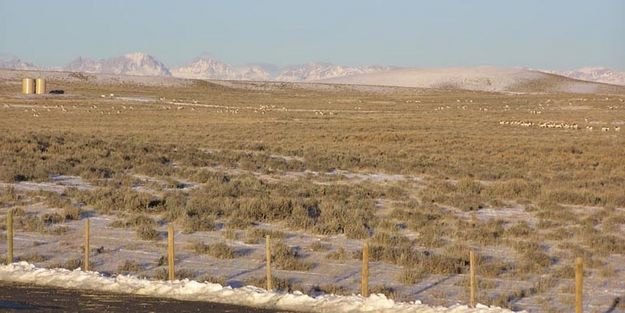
[1, 0, 623, 69]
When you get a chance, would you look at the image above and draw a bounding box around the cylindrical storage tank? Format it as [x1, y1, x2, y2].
[22, 78, 35, 94]
[35, 78, 46, 94]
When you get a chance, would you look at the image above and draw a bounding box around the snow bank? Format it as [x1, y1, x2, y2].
[0, 262, 520, 313]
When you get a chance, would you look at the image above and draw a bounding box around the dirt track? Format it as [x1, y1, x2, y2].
[0, 281, 291, 313]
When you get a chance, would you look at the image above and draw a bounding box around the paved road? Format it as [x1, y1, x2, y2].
[0, 281, 291, 313]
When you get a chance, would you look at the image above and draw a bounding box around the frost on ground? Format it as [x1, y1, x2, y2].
[0, 175, 93, 194]
[0, 262, 519, 313]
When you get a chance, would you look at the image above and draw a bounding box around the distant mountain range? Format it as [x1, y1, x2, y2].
[170, 56, 271, 80]
[167, 54, 393, 82]
[0, 52, 391, 82]
[0, 58, 39, 71]
[1, 52, 624, 86]
[543, 67, 625, 87]
[64, 53, 171, 77]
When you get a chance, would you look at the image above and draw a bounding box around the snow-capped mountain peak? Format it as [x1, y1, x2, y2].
[275, 63, 393, 82]
[235, 65, 272, 81]
[64, 52, 171, 77]
[171, 58, 392, 81]
[124, 52, 151, 63]
[170, 56, 277, 81]
[0, 57, 38, 70]
[170, 55, 241, 80]
[3, 52, 623, 86]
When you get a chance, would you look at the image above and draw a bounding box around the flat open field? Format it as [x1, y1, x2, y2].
[0, 69, 624, 312]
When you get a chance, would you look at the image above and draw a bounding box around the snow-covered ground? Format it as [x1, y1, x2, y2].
[0, 155, 622, 312]
[316, 67, 624, 94]
[0, 262, 518, 313]
[0, 170, 530, 311]
[0, 175, 93, 194]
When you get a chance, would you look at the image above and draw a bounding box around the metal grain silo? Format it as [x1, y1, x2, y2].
[35, 78, 46, 94]
[22, 78, 35, 94]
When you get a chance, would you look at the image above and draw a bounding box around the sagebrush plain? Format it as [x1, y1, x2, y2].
[1, 69, 624, 312]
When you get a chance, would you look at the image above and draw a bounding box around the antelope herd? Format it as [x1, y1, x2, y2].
[500, 120, 621, 132]
[8, 91, 625, 127]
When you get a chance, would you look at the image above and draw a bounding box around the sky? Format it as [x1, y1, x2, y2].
[0, 0, 624, 70]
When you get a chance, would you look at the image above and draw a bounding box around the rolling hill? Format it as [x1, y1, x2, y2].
[318, 67, 625, 93]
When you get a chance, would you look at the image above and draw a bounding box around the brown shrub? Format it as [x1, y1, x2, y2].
[118, 260, 143, 274]
[136, 224, 161, 241]
[244, 228, 286, 244]
[191, 242, 236, 259]
[271, 242, 313, 271]
[244, 276, 302, 292]
[326, 247, 348, 261]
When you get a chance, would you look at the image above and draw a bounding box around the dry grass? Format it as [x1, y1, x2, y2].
[151, 265, 196, 281]
[16, 252, 47, 263]
[196, 273, 227, 286]
[370, 285, 398, 299]
[308, 241, 331, 252]
[309, 284, 350, 296]
[136, 224, 161, 241]
[271, 242, 314, 271]
[118, 260, 143, 274]
[191, 242, 236, 259]
[326, 247, 349, 261]
[50, 258, 83, 270]
[1, 70, 624, 312]
[244, 276, 302, 292]
[244, 228, 286, 244]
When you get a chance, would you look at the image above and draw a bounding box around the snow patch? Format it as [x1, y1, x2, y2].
[0, 175, 92, 193]
[0, 262, 519, 313]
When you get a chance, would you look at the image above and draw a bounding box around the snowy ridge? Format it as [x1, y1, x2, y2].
[318, 67, 546, 91]
[64, 52, 171, 77]
[542, 67, 625, 86]
[316, 66, 625, 93]
[170, 56, 239, 79]
[6, 51, 623, 87]
[170, 57, 391, 81]
[274, 63, 393, 82]
[170, 56, 271, 80]
[0, 262, 518, 313]
[0, 57, 39, 70]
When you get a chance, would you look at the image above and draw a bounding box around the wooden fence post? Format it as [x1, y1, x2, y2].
[470, 250, 477, 308]
[168, 224, 175, 281]
[6, 210, 13, 265]
[266, 235, 272, 291]
[361, 241, 369, 297]
[84, 219, 90, 271]
[575, 257, 583, 313]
